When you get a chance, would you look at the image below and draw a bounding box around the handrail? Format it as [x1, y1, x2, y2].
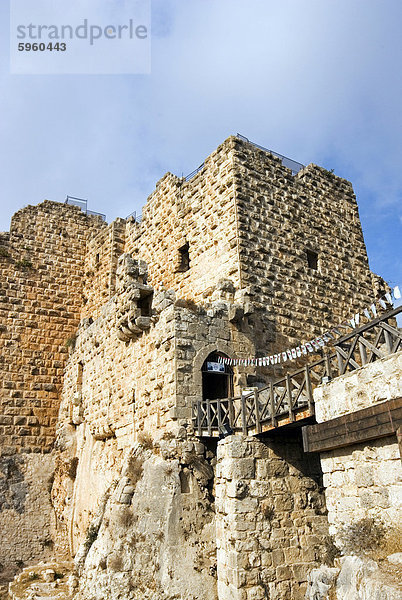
[194, 305, 402, 437]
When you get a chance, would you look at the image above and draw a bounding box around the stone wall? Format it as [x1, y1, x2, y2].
[0, 138, 389, 596]
[82, 219, 126, 321]
[233, 137, 378, 353]
[0, 454, 55, 592]
[124, 140, 241, 301]
[116, 135, 379, 370]
[0, 201, 104, 587]
[0, 200, 104, 454]
[54, 253, 260, 554]
[313, 351, 402, 536]
[215, 433, 329, 600]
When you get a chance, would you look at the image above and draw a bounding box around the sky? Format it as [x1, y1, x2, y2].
[1, 0, 401, 287]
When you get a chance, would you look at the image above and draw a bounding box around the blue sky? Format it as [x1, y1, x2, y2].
[1, 0, 401, 286]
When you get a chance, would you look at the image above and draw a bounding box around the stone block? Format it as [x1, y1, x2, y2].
[220, 458, 255, 480]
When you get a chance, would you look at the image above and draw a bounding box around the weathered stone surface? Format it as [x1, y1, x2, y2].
[314, 352, 402, 537]
[216, 434, 329, 600]
[305, 564, 339, 599]
[72, 445, 217, 600]
[0, 454, 56, 588]
[335, 556, 402, 600]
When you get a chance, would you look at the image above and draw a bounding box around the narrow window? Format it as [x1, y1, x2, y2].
[178, 242, 190, 272]
[138, 293, 153, 316]
[306, 250, 318, 270]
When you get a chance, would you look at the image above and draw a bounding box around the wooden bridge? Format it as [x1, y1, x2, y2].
[194, 306, 402, 438]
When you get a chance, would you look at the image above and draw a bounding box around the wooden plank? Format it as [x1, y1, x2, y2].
[335, 306, 402, 345]
[336, 340, 361, 373]
[392, 338, 402, 355]
[306, 402, 402, 441]
[228, 397, 235, 429]
[305, 400, 402, 436]
[380, 320, 402, 340]
[197, 401, 202, 437]
[217, 398, 222, 432]
[274, 386, 287, 416]
[382, 325, 393, 353]
[308, 407, 401, 443]
[325, 354, 333, 379]
[367, 328, 384, 363]
[303, 398, 402, 453]
[307, 422, 396, 453]
[357, 335, 386, 361]
[336, 348, 344, 375]
[358, 338, 368, 365]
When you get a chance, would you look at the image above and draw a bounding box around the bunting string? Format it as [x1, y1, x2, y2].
[217, 285, 401, 367]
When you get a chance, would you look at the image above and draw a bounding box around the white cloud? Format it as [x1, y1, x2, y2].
[0, 0, 401, 283]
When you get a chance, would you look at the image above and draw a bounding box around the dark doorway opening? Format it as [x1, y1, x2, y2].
[201, 352, 233, 401]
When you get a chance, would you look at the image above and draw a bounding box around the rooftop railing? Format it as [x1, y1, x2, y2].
[236, 134, 305, 175]
[65, 196, 106, 221]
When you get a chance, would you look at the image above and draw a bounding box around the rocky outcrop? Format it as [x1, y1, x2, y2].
[306, 555, 402, 600]
[69, 441, 217, 600]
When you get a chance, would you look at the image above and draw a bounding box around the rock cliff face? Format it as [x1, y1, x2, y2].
[54, 439, 218, 600]
[307, 555, 402, 600]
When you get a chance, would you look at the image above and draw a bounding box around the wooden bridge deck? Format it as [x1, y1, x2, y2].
[194, 306, 402, 438]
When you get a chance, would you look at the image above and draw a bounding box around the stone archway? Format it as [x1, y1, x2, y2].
[192, 343, 235, 404]
[201, 352, 233, 401]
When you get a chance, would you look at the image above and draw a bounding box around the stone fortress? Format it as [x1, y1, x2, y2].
[0, 136, 401, 600]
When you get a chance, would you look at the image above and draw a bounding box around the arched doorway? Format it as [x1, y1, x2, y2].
[201, 352, 233, 401]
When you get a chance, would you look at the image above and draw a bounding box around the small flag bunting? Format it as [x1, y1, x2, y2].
[218, 283, 400, 367]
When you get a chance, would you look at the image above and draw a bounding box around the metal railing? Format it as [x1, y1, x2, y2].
[194, 306, 402, 437]
[126, 210, 142, 223]
[185, 163, 205, 181]
[236, 134, 305, 175]
[183, 135, 305, 182]
[65, 196, 106, 221]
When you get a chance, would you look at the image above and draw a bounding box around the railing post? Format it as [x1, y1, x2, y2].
[270, 382, 277, 427]
[383, 324, 393, 354]
[217, 398, 222, 433]
[228, 397, 235, 429]
[241, 393, 247, 435]
[335, 347, 344, 375]
[358, 338, 368, 365]
[197, 400, 202, 436]
[207, 399, 212, 437]
[253, 390, 261, 434]
[286, 374, 295, 422]
[305, 365, 315, 416]
[324, 354, 332, 380]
